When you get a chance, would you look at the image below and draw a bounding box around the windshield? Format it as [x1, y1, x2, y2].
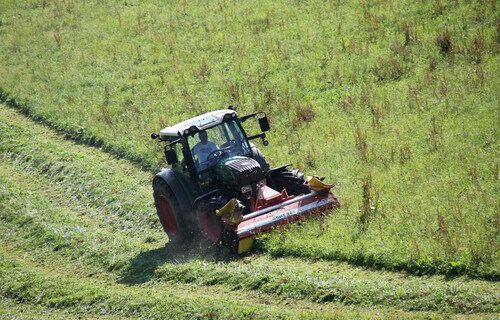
[187, 120, 251, 172]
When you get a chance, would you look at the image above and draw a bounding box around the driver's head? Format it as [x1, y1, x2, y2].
[199, 130, 208, 144]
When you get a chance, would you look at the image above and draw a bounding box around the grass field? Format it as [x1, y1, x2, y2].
[0, 0, 499, 318]
[1, 102, 498, 319]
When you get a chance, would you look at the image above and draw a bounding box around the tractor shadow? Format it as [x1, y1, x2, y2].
[119, 241, 239, 285]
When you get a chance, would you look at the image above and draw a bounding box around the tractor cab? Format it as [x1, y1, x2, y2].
[155, 109, 269, 186]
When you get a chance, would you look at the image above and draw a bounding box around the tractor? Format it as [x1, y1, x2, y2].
[151, 106, 339, 253]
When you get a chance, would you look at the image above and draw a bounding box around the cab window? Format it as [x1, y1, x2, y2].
[187, 120, 251, 172]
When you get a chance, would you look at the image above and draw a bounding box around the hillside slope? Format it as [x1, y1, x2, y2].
[0, 1, 498, 277]
[1, 103, 499, 319]
[0, 0, 498, 317]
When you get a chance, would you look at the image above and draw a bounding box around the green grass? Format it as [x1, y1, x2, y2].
[0, 0, 498, 279]
[0, 0, 499, 317]
[0, 249, 295, 320]
[0, 108, 499, 318]
[5, 104, 495, 318]
[0, 104, 499, 318]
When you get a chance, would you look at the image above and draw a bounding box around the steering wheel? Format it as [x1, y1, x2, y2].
[206, 146, 232, 161]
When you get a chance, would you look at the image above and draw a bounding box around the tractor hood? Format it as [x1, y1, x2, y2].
[215, 156, 265, 188]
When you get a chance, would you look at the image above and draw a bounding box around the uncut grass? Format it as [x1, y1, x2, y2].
[263, 65, 499, 279]
[0, 0, 498, 278]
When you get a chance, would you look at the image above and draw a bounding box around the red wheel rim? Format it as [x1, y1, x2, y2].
[158, 195, 177, 236]
[201, 210, 221, 242]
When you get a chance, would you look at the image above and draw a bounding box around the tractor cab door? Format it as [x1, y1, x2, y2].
[165, 139, 193, 186]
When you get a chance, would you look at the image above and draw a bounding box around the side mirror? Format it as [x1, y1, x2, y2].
[165, 148, 178, 165]
[259, 115, 270, 132]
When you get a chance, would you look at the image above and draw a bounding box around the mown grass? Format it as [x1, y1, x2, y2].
[1, 104, 498, 318]
[0, 107, 326, 319]
[0, 250, 299, 320]
[151, 259, 499, 313]
[0, 0, 498, 280]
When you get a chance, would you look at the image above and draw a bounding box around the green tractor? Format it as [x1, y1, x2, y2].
[151, 107, 339, 253]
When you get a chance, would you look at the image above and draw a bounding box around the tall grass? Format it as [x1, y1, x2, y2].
[0, 0, 498, 278]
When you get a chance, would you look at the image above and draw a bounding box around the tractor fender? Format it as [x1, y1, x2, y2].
[154, 169, 192, 211]
[192, 189, 223, 210]
[250, 143, 270, 173]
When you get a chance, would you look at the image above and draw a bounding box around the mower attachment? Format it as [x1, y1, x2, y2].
[232, 187, 339, 254]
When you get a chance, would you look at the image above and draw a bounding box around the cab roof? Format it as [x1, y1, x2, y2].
[159, 109, 238, 140]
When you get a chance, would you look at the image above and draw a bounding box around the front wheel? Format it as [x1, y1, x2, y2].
[196, 202, 225, 245]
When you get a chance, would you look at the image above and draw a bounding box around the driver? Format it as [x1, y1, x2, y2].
[191, 130, 218, 167]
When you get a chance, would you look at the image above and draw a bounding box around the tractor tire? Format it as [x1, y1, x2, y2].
[196, 202, 225, 245]
[271, 167, 311, 196]
[153, 177, 189, 243]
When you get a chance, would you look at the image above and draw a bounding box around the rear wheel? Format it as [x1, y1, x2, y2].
[153, 177, 188, 243]
[196, 202, 225, 245]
